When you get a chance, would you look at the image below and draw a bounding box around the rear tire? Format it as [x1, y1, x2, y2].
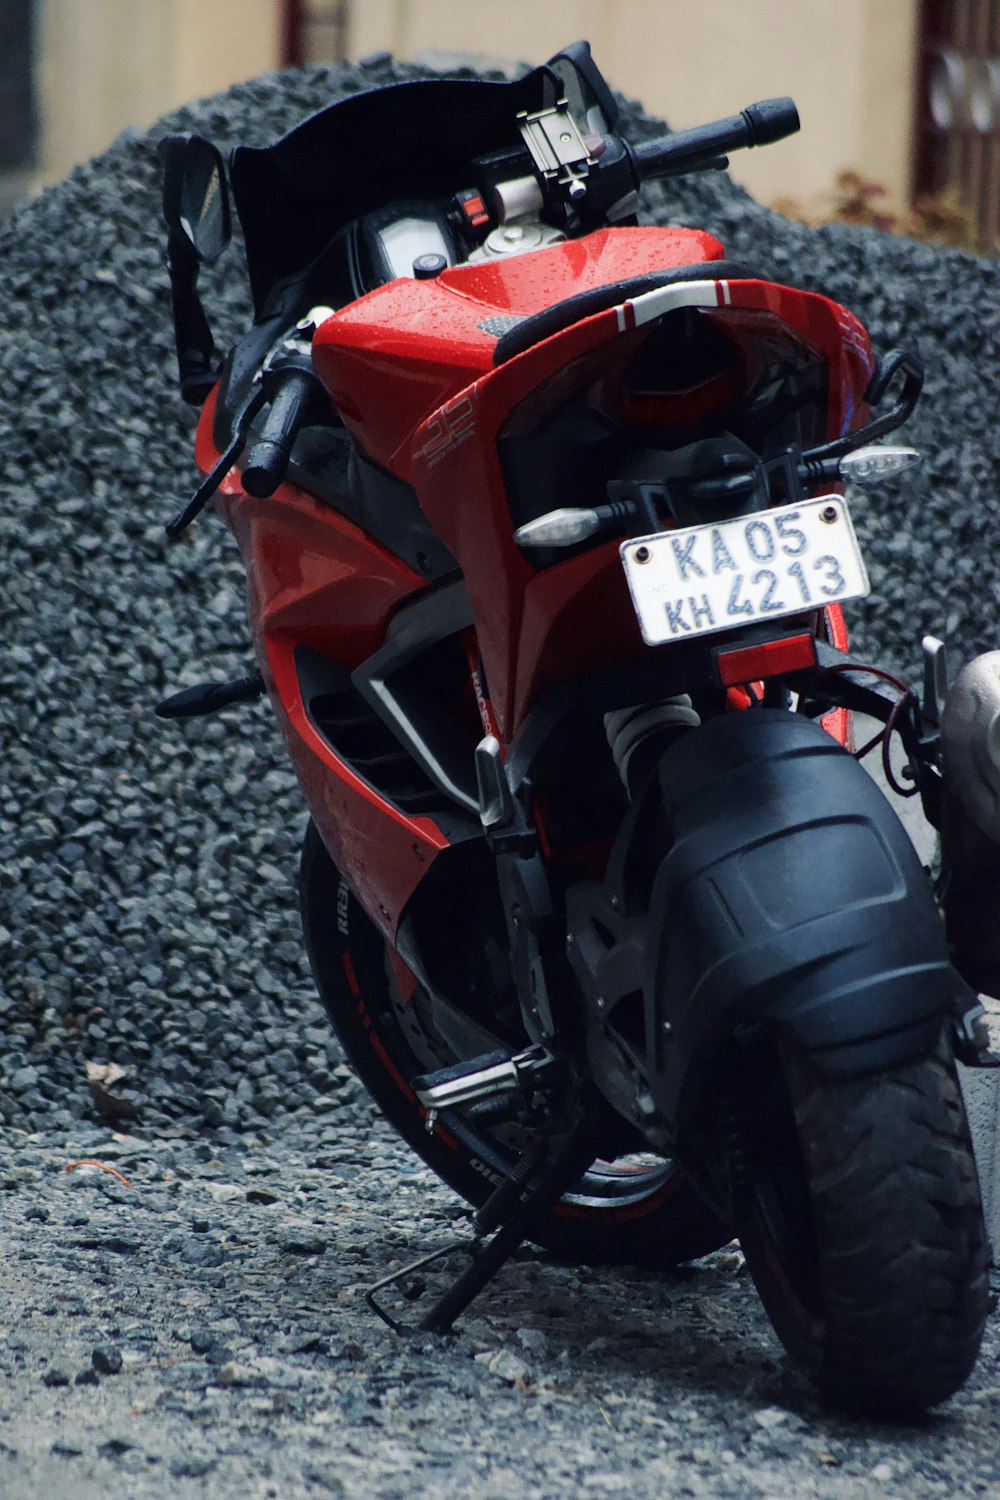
[300, 820, 730, 1267]
[736, 1031, 989, 1418]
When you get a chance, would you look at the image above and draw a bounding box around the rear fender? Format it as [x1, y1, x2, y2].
[643, 710, 969, 1128]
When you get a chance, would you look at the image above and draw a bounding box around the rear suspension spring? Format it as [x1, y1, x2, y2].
[604, 696, 701, 795]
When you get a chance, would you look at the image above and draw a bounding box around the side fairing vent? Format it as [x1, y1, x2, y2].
[295, 640, 481, 832]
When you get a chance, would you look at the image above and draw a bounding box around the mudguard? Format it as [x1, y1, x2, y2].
[642, 709, 970, 1128]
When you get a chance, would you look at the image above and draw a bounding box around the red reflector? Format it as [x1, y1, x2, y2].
[715, 633, 817, 687]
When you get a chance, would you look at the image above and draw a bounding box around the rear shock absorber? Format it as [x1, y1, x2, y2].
[604, 696, 701, 797]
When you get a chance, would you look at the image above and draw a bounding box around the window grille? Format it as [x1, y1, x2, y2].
[280, 0, 350, 69]
[0, 0, 36, 172]
[915, 0, 1000, 251]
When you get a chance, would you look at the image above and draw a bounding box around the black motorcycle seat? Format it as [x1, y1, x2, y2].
[492, 260, 762, 367]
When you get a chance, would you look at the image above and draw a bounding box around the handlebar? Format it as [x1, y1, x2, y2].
[629, 97, 800, 183]
[242, 362, 319, 498]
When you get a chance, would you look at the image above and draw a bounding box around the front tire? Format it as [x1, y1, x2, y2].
[300, 820, 730, 1267]
[736, 1031, 989, 1418]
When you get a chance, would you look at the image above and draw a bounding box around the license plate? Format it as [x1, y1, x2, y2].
[619, 495, 870, 646]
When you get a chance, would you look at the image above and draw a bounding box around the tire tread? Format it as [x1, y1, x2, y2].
[741, 1034, 989, 1418]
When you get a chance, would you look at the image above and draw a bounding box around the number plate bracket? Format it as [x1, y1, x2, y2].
[710, 628, 819, 688]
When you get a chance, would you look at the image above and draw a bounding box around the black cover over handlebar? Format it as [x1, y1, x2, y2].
[630, 97, 800, 181]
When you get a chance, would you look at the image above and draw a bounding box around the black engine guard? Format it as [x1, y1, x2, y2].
[568, 709, 971, 1139]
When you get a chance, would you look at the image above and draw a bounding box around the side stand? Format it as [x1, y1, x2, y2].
[365, 1119, 596, 1335]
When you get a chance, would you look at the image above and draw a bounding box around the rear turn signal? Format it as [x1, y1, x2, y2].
[714, 633, 817, 687]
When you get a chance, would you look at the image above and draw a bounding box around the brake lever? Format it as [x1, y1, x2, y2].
[166, 381, 264, 538]
[657, 154, 730, 178]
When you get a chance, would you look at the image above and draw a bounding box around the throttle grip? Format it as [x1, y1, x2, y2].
[631, 96, 799, 182]
[740, 98, 801, 147]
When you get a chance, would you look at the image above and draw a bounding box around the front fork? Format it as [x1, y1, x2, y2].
[474, 735, 566, 1049]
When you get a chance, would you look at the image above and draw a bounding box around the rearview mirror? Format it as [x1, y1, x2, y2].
[161, 134, 231, 263]
[159, 135, 231, 403]
[546, 39, 620, 132]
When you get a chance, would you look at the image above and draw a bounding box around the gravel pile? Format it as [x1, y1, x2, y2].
[1, 53, 998, 1141]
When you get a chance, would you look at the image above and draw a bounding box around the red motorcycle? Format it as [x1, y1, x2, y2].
[157, 42, 995, 1416]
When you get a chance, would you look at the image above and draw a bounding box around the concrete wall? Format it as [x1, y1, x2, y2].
[34, 0, 919, 212]
[347, 0, 920, 209]
[36, 0, 282, 185]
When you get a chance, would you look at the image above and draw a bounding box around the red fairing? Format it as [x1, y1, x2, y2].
[193, 390, 446, 941]
[190, 243, 875, 913]
[265, 628, 449, 939]
[415, 302, 630, 737]
[710, 280, 874, 440]
[196, 390, 423, 670]
[311, 225, 724, 480]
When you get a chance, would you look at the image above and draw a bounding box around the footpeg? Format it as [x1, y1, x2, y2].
[155, 671, 264, 719]
[412, 1045, 553, 1131]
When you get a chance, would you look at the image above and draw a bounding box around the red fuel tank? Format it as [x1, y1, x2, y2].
[310, 225, 724, 479]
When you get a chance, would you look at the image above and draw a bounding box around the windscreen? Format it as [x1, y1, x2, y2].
[229, 68, 556, 317]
